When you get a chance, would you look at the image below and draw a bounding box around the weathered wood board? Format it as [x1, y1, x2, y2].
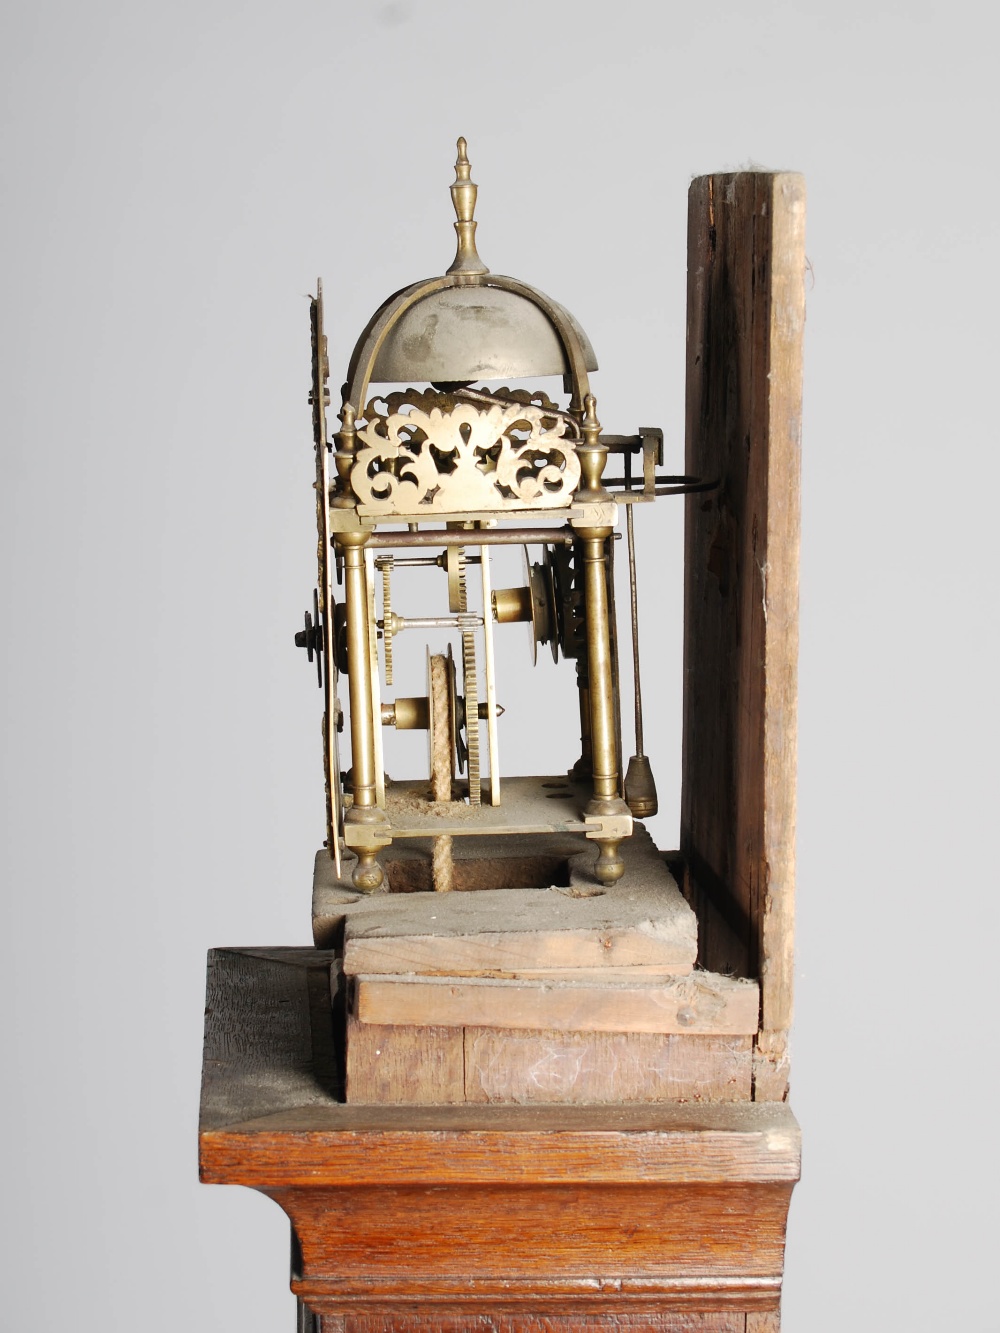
[316, 827, 697, 976]
[681, 171, 805, 1099]
[345, 1019, 753, 1106]
[352, 971, 759, 1036]
[345, 1015, 465, 1105]
[200, 948, 342, 1128]
[463, 1029, 753, 1105]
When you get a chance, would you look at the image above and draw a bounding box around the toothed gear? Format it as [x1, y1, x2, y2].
[456, 549, 481, 806]
[381, 562, 393, 685]
[550, 542, 586, 661]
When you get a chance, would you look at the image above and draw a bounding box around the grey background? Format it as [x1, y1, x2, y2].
[2, 1, 997, 1329]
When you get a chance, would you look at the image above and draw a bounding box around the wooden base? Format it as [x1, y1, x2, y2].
[300, 1305, 781, 1332]
[201, 949, 798, 1330]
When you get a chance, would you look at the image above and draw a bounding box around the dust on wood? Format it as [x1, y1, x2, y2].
[464, 1030, 753, 1105]
[345, 1015, 464, 1105]
[318, 828, 697, 976]
[353, 971, 759, 1037]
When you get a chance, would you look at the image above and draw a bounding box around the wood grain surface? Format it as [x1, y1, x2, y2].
[345, 1018, 753, 1104]
[317, 1317, 748, 1332]
[202, 948, 796, 1326]
[329, 826, 697, 977]
[352, 971, 759, 1036]
[463, 1029, 753, 1104]
[681, 172, 805, 1099]
[279, 1179, 791, 1312]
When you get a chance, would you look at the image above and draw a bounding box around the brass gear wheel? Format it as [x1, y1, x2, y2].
[454, 548, 481, 807]
[381, 561, 393, 685]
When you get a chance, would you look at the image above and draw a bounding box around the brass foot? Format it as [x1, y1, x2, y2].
[352, 851, 384, 892]
[593, 839, 625, 885]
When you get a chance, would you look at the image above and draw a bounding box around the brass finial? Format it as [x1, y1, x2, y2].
[447, 137, 489, 279]
[577, 394, 609, 498]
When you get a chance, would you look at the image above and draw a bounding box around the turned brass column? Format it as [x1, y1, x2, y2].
[339, 530, 389, 890]
[574, 396, 629, 884]
[578, 531, 618, 802]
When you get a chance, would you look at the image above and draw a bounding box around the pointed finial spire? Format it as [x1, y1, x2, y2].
[447, 137, 489, 278]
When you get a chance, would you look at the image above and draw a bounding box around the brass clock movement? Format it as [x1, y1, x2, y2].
[298, 138, 701, 898]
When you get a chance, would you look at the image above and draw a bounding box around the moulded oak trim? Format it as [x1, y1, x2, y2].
[294, 1274, 782, 1314]
[200, 1102, 800, 1188]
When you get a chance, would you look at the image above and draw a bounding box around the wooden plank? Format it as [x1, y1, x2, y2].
[345, 1014, 465, 1104]
[680, 172, 804, 1096]
[757, 174, 805, 1049]
[201, 1098, 801, 1188]
[345, 929, 695, 977]
[328, 826, 696, 977]
[354, 972, 759, 1036]
[752, 1030, 790, 1103]
[464, 1029, 752, 1103]
[746, 1314, 781, 1332]
[671, 854, 752, 979]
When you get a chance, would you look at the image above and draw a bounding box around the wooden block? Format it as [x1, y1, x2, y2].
[319, 827, 698, 977]
[346, 929, 695, 978]
[345, 1014, 464, 1105]
[464, 1029, 753, 1104]
[353, 972, 759, 1036]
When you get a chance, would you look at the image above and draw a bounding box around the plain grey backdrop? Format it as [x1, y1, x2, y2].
[2, 1, 997, 1328]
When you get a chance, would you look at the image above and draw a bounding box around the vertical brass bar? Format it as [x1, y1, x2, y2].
[580, 531, 618, 801]
[364, 547, 385, 807]
[340, 531, 389, 891]
[479, 546, 501, 805]
[341, 535, 378, 810]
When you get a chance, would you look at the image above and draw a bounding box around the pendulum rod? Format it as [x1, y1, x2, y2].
[623, 503, 658, 818]
[627, 503, 645, 758]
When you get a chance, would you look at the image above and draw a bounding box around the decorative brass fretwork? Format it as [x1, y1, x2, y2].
[352, 388, 582, 516]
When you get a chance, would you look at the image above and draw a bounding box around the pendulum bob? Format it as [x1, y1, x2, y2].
[624, 752, 659, 819]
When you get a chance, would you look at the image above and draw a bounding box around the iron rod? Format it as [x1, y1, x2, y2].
[626, 502, 644, 757]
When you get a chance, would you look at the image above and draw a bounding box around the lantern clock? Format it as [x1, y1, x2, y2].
[200, 141, 806, 1333]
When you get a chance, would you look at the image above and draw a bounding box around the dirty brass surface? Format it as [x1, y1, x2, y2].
[352, 387, 582, 517]
[308, 138, 659, 889]
[349, 775, 595, 841]
[369, 283, 598, 383]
